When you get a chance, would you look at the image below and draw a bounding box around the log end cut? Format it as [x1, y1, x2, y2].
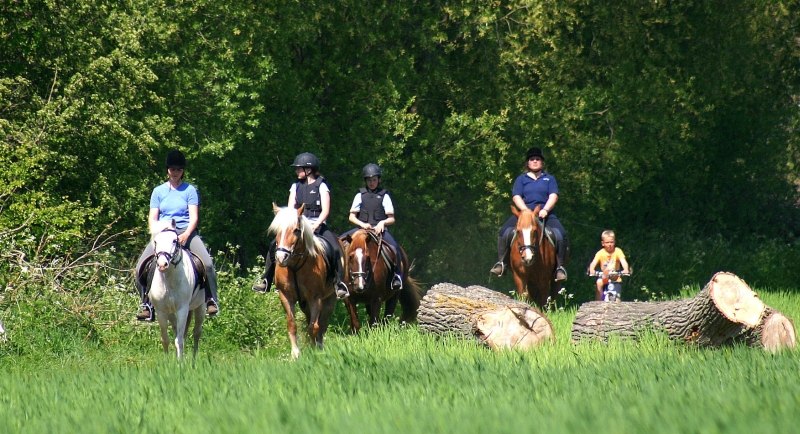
[761, 312, 797, 353]
[709, 272, 765, 327]
[476, 306, 554, 350]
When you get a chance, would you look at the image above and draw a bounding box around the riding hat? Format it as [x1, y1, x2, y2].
[165, 149, 186, 168]
[362, 163, 382, 178]
[291, 152, 320, 169]
[525, 147, 545, 161]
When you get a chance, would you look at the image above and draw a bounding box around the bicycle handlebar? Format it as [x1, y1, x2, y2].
[588, 270, 630, 278]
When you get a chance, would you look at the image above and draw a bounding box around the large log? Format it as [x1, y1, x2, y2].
[571, 272, 796, 352]
[418, 283, 554, 350]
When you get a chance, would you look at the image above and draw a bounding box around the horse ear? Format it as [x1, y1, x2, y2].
[272, 202, 281, 215]
[170, 219, 176, 229]
[297, 204, 305, 216]
[511, 205, 520, 217]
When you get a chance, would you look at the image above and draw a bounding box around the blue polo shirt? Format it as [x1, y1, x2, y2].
[149, 181, 199, 230]
[511, 171, 559, 210]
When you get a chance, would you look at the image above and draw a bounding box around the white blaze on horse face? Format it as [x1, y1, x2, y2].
[154, 231, 178, 271]
[355, 247, 365, 290]
[275, 229, 291, 266]
[521, 227, 534, 263]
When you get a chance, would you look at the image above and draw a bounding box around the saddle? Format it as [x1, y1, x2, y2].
[136, 250, 207, 294]
[316, 236, 341, 282]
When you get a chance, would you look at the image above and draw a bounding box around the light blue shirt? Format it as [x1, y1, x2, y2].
[149, 181, 199, 230]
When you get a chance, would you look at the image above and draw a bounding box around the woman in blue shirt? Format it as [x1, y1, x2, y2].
[490, 147, 569, 281]
[134, 150, 219, 321]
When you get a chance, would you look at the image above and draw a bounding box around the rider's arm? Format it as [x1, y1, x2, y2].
[539, 193, 558, 219]
[179, 205, 199, 246]
[620, 256, 630, 274]
[512, 195, 527, 211]
[315, 188, 331, 231]
[349, 212, 368, 229]
[147, 207, 160, 232]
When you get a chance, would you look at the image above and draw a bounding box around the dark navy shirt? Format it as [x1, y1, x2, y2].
[511, 171, 559, 210]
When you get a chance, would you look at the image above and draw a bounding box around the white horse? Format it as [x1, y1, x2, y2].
[149, 220, 205, 359]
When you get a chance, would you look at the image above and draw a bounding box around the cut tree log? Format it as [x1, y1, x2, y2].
[571, 272, 796, 352]
[418, 283, 554, 350]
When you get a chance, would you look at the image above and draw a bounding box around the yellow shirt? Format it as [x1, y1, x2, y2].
[590, 247, 627, 282]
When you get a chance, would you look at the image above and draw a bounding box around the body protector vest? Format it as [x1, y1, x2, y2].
[357, 187, 389, 225]
[295, 177, 326, 218]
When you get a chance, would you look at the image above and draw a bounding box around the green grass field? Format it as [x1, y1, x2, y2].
[0, 289, 797, 434]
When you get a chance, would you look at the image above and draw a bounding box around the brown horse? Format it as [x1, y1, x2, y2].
[341, 229, 422, 333]
[509, 205, 559, 307]
[268, 203, 337, 359]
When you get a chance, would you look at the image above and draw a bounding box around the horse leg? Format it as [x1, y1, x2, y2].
[156, 313, 171, 354]
[277, 291, 301, 359]
[367, 300, 381, 327]
[383, 294, 399, 323]
[174, 307, 189, 359]
[316, 292, 336, 349]
[191, 305, 205, 360]
[307, 297, 322, 349]
[511, 269, 529, 301]
[343, 297, 361, 334]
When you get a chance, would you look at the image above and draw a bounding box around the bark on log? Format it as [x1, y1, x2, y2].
[571, 272, 796, 352]
[418, 283, 554, 350]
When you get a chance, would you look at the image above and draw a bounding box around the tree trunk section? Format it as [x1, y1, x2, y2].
[571, 272, 796, 352]
[418, 283, 554, 350]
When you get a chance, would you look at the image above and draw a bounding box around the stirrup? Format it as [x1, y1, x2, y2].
[206, 298, 219, 317]
[489, 262, 505, 277]
[335, 281, 350, 299]
[252, 279, 270, 293]
[391, 273, 403, 291]
[555, 266, 568, 281]
[136, 303, 154, 322]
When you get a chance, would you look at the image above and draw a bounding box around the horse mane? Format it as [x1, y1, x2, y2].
[268, 206, 324, 258]
[149, 219, 176, 238]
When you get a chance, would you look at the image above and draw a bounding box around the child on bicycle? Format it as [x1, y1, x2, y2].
[587, 230, 630, 301]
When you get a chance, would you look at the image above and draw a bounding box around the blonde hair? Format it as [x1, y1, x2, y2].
[601, 230, 616, 241]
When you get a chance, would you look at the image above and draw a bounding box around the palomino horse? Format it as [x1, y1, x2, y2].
[269, 203, 337, 359]
[149, 220, 206, 359]
[341, 229, 422, 333]
[509, 205, 559, 307]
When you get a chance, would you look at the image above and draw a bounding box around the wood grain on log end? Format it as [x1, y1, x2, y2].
[476, 306, 554, 350]
[761, 312, 797, 352]
[709, 272, 765, 327]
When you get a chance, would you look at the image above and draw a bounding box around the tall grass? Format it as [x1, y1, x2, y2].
[1, 296, 798, 434]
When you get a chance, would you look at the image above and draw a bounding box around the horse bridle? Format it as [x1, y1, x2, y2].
[275, 226, 308, 271]
[350, 231, 384, 285]
[517, 218, 545, 258]
[155, 228, 183, 266]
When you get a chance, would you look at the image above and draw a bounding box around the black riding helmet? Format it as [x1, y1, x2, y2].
[525, 147, 545, 161]
[290, 152, 320, 169]
[165, 149, 186, 168]
[362, 163, 382, 178]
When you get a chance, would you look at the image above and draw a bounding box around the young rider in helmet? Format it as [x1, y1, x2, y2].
[134, 149, 220, 321]
[490, 147, 569, 281]
[252, 152, 350, 299]
[341, 163, 404, 290]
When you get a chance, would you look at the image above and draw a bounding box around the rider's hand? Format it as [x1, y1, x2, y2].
[538, 209, 549, 219]
[375, 221, 385, 233]
[178, 232, 189, 246]
[361, 222, 372, 230]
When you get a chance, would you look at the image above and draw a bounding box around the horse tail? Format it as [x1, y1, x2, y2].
[398, 275, 424, 323]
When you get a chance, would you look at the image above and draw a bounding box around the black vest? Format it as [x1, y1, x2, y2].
[357, 187, 389, 225]
[295, 177, 326, 218]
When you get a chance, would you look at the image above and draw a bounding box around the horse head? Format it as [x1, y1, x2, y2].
[150, 220, 182, 272]
[269, 203, 319, 267]
[512, 205, 542, 267]
[346, 230, 374, 293]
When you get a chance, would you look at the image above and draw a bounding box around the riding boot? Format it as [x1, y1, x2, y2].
[490, 228, 513, 277]
[390, 262, 404, 291]
[334, 256, 350, 299]
[136, 290, 154, 322]
[555, 239, 569, 282]
[204, 286, 219, 317]
[252, 242, 276, 293]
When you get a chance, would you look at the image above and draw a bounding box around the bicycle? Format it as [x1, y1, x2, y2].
[588, 270, 630, 302]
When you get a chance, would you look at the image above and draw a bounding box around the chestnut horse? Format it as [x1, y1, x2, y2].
[341, 229, 422, 333]
[268, 203, 337, 359]
[509, 205, 559, 307]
